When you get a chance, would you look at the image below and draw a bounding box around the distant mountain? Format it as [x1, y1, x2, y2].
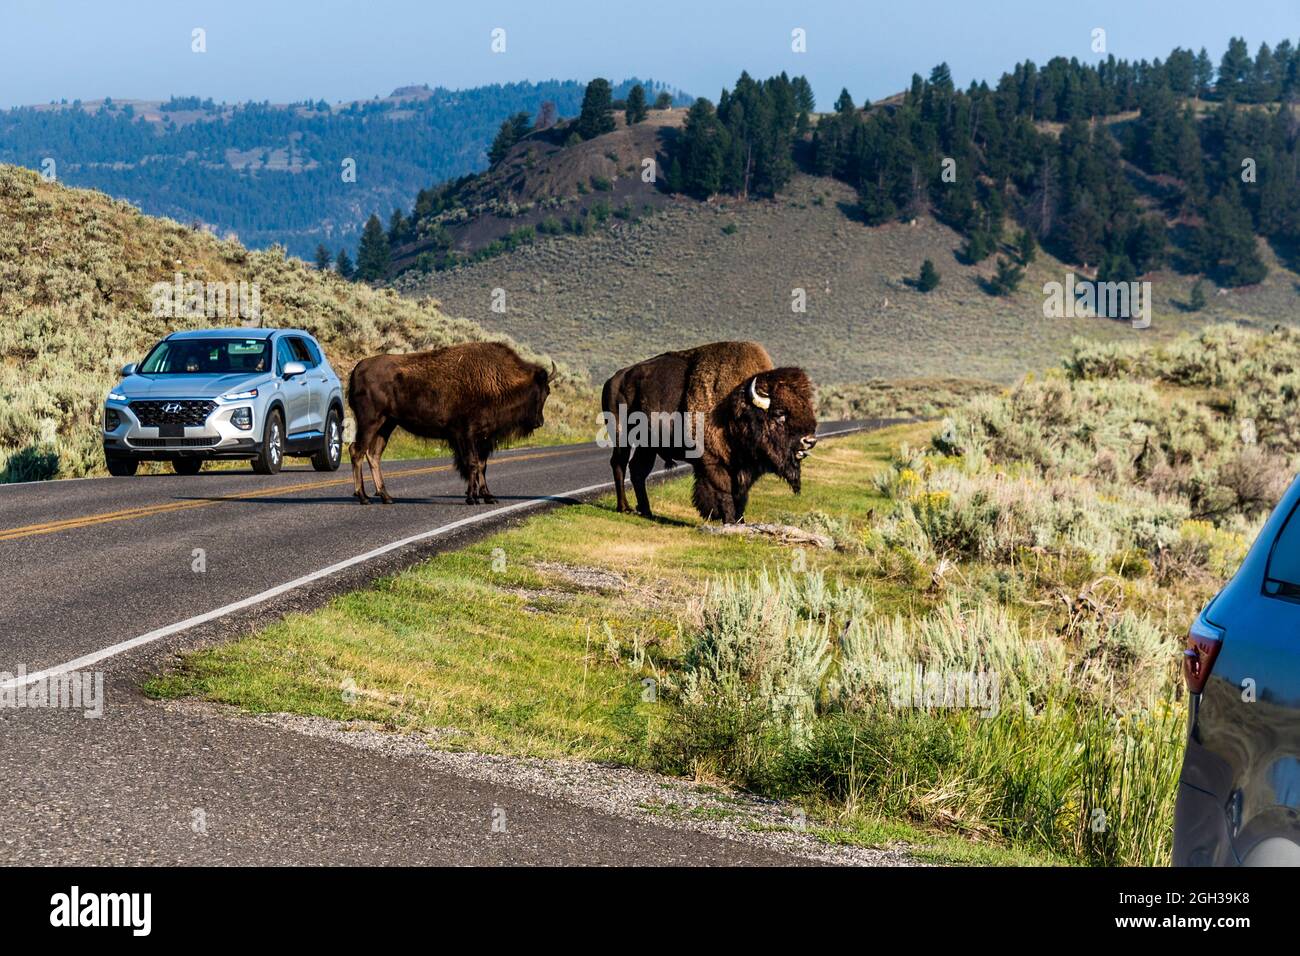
[0, 79, 689, 258]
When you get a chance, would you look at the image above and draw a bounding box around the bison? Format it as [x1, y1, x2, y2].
[601, 341, 818, 523]
[348, 341, 550, 505]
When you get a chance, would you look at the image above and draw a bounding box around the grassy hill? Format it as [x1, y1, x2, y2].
[389, 109, 681, 273]
[397, 170, 1300, 384]
[0, 164, 591, 481]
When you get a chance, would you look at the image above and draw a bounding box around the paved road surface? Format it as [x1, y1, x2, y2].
[0, 424, 887, 865]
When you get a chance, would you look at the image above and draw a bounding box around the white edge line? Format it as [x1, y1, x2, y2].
[2, 424, 875, 689]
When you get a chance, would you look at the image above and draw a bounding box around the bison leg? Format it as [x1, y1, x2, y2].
[450, 436, 481, 504]
[732, 486, 750, 523]
[629, 446, 657, 518]
[350, 419, 384, 505]
[610, 445, 632, 513]
[692, 467, 740, 524]
[366, 420, 398, 504]
[474, 438, 497, 504]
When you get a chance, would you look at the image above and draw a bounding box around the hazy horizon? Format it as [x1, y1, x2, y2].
[2, 0, 1299, 111]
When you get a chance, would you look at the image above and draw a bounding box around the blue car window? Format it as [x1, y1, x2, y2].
[1266, 503, 1300, 594]
[301, 338, 324, 366]
[288, 336, 317, 368]
[275, 338, 295, 376]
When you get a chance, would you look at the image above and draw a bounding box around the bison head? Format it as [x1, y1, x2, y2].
[729, 367, 818, 491]
[527, 362, 553, 432]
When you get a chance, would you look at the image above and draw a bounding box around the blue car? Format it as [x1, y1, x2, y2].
[1175, 473, 1300, 865]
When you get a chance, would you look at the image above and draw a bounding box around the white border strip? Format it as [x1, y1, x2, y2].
[2, 424, 870, 690]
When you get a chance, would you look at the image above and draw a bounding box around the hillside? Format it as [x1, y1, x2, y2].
[0, 79, 687, 258]
[396, 171, 1300, 384]
[389, 109, 683, 273]
[0, 164, 591, 481]
[379, 41, 1300, 385]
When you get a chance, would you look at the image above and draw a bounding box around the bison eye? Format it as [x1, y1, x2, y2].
[776, 412, 786, 423]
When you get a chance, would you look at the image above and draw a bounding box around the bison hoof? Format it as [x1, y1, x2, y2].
[481, 494, 497, 504]
[380, 493, 394, 505]
[636, 508, 654, 519]
[355, 493, 370, 505]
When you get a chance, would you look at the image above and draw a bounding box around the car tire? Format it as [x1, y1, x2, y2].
[105, 455, 138, 477]
[172, 458, 203, 476]
[312, 408, 343, 472]
[251, 409, 284, 475]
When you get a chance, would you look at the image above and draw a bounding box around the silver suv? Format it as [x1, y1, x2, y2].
[103, 328, 344, 476]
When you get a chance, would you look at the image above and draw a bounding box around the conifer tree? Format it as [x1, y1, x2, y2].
[916, 258, 940, 292]
[576, 78, 616, 140]
[334, 248, 354, 280]
[355, 214, 391, 282]
[625, 84, 648, 125]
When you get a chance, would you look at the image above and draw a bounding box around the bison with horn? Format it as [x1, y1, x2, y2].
[601, 341, 817, 523]
[348, 342, 551, 505]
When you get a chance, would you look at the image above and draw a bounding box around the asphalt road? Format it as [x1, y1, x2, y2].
[0, 424, 886, 865]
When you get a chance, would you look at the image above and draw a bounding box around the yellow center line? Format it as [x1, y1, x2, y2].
[0, 447, 586, 543]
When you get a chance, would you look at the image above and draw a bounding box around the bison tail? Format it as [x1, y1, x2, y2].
[600, 374, 616, 414]
[346, 363, 362, 416]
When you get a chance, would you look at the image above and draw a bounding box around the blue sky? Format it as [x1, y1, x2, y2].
[1, 0, 1297, 110]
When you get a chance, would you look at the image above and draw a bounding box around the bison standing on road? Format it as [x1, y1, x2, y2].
[601, 341, 818, 523]
[348, 341, 551, 505]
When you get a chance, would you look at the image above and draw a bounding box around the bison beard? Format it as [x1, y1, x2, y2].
[347, 342, 550, 505]
[603, 341, 818, 524]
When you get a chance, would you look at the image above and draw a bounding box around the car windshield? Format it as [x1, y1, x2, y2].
[138, 338, 270, 375]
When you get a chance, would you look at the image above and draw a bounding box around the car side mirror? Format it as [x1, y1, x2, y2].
[282, 361, 307, 379]
[120, 363, 136, 376]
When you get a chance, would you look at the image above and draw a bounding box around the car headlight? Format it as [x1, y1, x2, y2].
[104, 408, 120, 431]
[220, 388, 259, 402]
[231, 407, 253, 431]
[107, 391, 127, 402]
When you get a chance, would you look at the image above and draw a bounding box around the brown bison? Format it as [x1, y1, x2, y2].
[348, 341, 550, 505]
[601, 341, 818, 523]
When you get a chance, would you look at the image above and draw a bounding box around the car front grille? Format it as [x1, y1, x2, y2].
[130, 400, 216, 427]
[129, 436, 221, 448]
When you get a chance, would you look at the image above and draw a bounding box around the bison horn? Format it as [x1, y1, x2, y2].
[749, 377, 771, 410]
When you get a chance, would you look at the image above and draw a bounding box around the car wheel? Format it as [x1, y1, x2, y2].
[251, 410, 284, 475]
[312, 408, 343, 472]
[105, 455, 138, 477]
[172, 458, 203, 476]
